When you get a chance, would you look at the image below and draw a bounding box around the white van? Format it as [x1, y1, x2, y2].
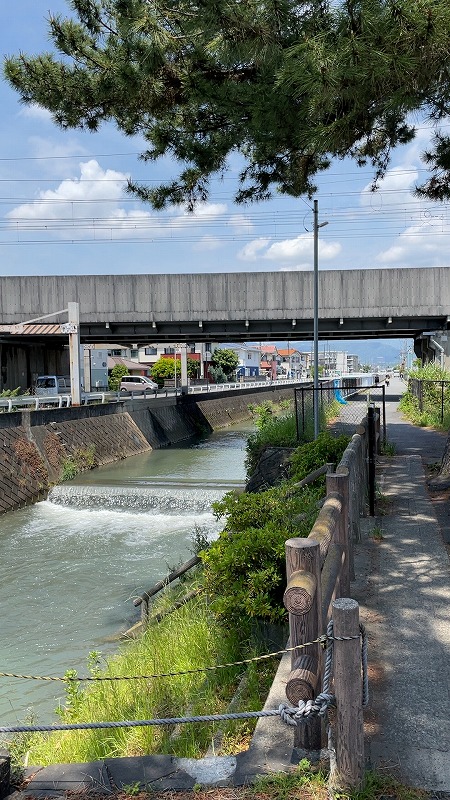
[35, 375, 71, 396]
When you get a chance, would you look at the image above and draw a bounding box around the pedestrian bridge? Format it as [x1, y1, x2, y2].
[0, 267, 449, 344]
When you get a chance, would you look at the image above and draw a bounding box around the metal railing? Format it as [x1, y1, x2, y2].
[0, 394, 72, 412]
[410, 378, 450, 424]
[0, 378, 305, 413]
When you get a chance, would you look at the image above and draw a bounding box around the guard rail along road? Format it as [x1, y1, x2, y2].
[0, 379, 300, 413]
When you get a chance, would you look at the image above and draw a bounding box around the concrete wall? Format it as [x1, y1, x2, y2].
[0, 385, 296, 515]
[1, 268, 449, 324]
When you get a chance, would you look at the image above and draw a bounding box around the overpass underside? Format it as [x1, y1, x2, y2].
[0, 267, 449, 346]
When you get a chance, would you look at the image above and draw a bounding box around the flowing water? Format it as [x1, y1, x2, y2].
[0, 423, 251, 727]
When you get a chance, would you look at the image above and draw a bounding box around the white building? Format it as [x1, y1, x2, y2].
[220, 345, 261, 378]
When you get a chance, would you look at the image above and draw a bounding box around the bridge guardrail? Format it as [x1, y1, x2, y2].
[0, 394, 72, 412]
[0, 378, 305, 413]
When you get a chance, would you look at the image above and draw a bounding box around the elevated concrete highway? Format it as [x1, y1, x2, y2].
[0, 267, 449, 345]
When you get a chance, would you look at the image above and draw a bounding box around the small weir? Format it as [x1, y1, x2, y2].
[0, 424, 250, 726]
[49, 481, 240, 513]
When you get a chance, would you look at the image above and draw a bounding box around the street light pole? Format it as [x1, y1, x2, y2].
[313, 199, 328, 439]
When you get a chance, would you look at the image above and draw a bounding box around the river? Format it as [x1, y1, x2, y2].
[0, 422, 251, 727]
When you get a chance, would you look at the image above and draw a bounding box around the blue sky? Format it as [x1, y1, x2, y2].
[1, 2, 450, 279]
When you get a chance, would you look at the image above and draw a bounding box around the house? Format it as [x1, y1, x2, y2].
[217, 344, 261, 378]
[276, 348, 310, 379]
[260, 345, 280, 379]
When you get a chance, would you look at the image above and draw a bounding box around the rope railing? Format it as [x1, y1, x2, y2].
[0, 633, 363, 684]
[0, 626, 368, 736]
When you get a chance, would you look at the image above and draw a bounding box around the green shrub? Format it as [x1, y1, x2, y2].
[108, 364, 129, 391]
[245, 413, 297, 476]
[202, 483, 322, 625]
[60, 446, 96, 481]
[289, 431, 350, 482]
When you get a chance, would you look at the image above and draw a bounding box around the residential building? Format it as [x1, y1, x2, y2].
[220, 344, 261, 378]
[346, 354, 360, 373]
[276, 348, 310, 379]
[260, 344, 280, 379]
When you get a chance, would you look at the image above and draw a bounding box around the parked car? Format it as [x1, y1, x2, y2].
[119, 375, 158, 393]
[34, 375, 71, 396]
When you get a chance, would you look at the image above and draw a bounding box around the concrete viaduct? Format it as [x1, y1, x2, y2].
[0, 267, 449, 346]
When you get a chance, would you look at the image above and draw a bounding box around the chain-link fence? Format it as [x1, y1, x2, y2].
[410, 379, 450, 425]
[294, 380, 386, 442]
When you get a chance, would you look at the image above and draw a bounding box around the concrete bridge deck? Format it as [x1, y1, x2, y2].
[0, 267, 449, 344]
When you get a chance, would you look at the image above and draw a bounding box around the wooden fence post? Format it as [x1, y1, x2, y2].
[284, 538, 323, 750]
[329, 598, 364, 792]
[326, 469, 352, 592]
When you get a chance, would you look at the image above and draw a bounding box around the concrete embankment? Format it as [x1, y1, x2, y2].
[0, 384, 295, 515]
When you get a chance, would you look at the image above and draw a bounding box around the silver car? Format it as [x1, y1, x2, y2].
[119, 375, 158, 393]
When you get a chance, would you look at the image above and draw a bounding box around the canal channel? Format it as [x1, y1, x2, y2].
[0, 421, 252, 727]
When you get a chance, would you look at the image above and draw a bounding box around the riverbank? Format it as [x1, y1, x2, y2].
[0, 385, 296, 515]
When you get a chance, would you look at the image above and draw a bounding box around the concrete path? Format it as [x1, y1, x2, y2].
[5, 377, 450, 797]
[353, 377, 450, 792]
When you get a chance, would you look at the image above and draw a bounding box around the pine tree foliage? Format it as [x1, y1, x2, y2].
[5, 0, 450, 207]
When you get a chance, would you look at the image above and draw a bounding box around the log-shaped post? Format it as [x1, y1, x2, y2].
[330, 598, 364, 792]
[285, 538, 323, 750]
[284, 569, 316, 615]
[326, 470, 352, 593]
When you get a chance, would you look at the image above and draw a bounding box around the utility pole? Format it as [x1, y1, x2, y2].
[313, 199, 328, 439]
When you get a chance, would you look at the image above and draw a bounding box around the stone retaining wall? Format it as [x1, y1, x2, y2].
[0, 385, 297, 515]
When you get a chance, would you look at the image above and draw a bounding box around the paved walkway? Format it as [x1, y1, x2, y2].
[5, 378, 450, 797]
[352, 377, 450, 792]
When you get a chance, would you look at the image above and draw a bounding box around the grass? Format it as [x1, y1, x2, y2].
[379, 439, 396, 456]
[371, 524, 384, 541]
[8, 585, 277, 768]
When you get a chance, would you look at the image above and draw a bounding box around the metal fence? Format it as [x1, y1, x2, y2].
[410, 378, 450, 424]
[294, 380, 386, 442]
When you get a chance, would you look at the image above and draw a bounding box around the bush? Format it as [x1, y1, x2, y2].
[201, 483, 322, 625]
[289, 431, 350, 482]
[108, 364, 128, 391]
[245, 413, 297, 476]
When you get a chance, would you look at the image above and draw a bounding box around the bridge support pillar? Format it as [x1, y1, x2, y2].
[67, 302, 81, 405]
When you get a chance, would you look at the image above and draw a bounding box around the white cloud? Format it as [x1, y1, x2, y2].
[193, 235, 222, 251]
[377, 216, 450, 266]
[6, 160, 236, 243]
[229, 214, 254, 234]
[8, 160, 126, 215]
[238, 238, 272, 261]
[6, 160, 161, 240]
[18, 104, 53, 122]
[360, 165, 418, 208]
[238, 233, 341, 265]
[169, 202, 227, 221]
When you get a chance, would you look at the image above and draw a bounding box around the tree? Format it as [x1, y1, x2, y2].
[151, 357, 179, 386]
[150, 356, 199, 385]
[211, 348, 239, 379]
[108, 363, 128, 390]
[5, 1, 450, 208]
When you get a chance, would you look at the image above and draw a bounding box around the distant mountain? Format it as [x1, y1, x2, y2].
[249, 339, 407, 367]
[296, 339, 403, 368]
